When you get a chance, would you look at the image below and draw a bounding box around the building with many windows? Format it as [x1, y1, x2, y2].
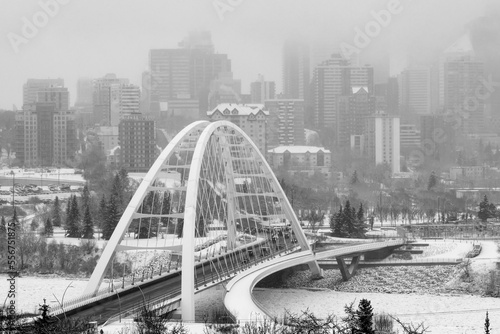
[15, 103, 76, 167]
[92, 73, 129, 125]
[264, 99, 305, 151]
[207, 104, 268, 154]
[267, 146, 331, 179]
[336, 86, 375, 149]
[311, 54, 373, 134]
[110, 83, 141, 126]
[23, 78, 64, 106]
[118, 113, 157, 172]
[364, 112, 400, 173]
[250, 75, 275, 103]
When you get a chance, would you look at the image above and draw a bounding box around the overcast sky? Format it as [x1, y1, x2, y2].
[0, 0, 493, 110]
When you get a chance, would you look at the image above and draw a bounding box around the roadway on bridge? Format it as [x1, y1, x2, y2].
[224, 240, 404, 324]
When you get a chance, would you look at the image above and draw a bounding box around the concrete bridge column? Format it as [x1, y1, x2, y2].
[336, 255, 361, 281]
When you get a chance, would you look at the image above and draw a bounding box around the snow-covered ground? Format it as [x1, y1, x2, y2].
[254, 288, 499, 334]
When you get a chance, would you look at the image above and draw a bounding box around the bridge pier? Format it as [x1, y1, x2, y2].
[336, 255, 361, 281]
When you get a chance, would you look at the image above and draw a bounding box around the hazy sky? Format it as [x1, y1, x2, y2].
[0, 0, 493, 110]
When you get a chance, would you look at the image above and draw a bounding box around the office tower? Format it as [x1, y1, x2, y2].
[420, 114, 455, 160]
[149, 32, 231, 116]
[443, 57, 485, 134]
[178, 30, 214, 53]
[36, 86, 70, 112]
[386, 77, 399, 114]
[399, 66, 434, 116]
[336, 87, 376, 149]
[208, 72, 242, 109]
[250, 75, 276, 104]
[311, 54, 373, 133]
[75, 77, 93, 107]
[207, 104, 268, 154]
[110, 84, 140, 126]
[92, 74, 129, 125]
[15, 103, 76, 167]
[364, 112, 400, 173]
[23, 78, 64, 106]
[400, 123, 421, 151]
[119, 113, 156, 172]
[265, 99, 305, 150]
[283, 40, 310, 99]
[439, 34, 475, 108]
[190, 49, 232, 114]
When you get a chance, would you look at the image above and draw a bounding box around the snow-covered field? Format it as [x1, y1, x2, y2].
[254, 288, 500, 334]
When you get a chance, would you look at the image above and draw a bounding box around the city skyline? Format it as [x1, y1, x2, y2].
[0, 0, 494, 110]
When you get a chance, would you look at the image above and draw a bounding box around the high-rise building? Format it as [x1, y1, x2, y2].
[386, 77, 399, 114]
[311, 54, 373, 133]
[207, 104, 268, 154]
[443, 56, 485, 134]
[110, 83, 140, 126]
[119, 113, 156, 172]
[336, 86, 376, 149]
[36, 86, 70, 111]
[23, 78, 64, 106]
[400, 123, 421, 151]
[15, 103, 76, 167]
[250, 75, 275, 103]
[283, 40, 310, 99]
[420, 114, 455, 160]
[75, 77, 93, 107]
[265, 99, 305, 150]
[364, 112, 400, 173]
[399, 66, 433, 116]
[92, 74, 129, 125]
[149, 32, 231, 117]
[208, 72, 242, 109]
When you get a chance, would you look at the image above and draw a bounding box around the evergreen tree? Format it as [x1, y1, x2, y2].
[196, 215, 206, 237]
[343, 200, 356, 236]
[484, 311, 490, 334]
[478, 195, 490, 222]
[52, 196, 62, 227]
[111, 173, 124, 211]
[65, 196, 71, 228]
[102, 194, 120, 240]
[44, 217, 53, 237]
[176, 207, 185, 238]
[66, 195, 81, 237]
[82, 205, 94, 239]
[80, 184, 91, 209]
[160, 192, 171, 227]
[330, 206, 343, 237]
[350, 170, 359, 185]
[427, 171, 437, 191]
[0, 216, 6, 236]
[356, 298, 375, 334]
[98, 194, 107, 233]
[357, 203, 364, 223]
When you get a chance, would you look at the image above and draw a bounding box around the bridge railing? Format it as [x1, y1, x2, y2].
[48, 241, 298, 317]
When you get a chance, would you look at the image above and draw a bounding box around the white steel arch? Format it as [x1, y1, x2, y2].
[84, 120, 322, 322]
[83, 121, 209, 297]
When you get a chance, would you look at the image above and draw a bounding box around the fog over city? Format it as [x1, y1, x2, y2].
[2, 1, 500, 333]
[0, 0, 496, 108]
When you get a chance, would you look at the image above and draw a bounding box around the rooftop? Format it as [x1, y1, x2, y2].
[207, 103, 269, 116]
[268, 146, 331, 154]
